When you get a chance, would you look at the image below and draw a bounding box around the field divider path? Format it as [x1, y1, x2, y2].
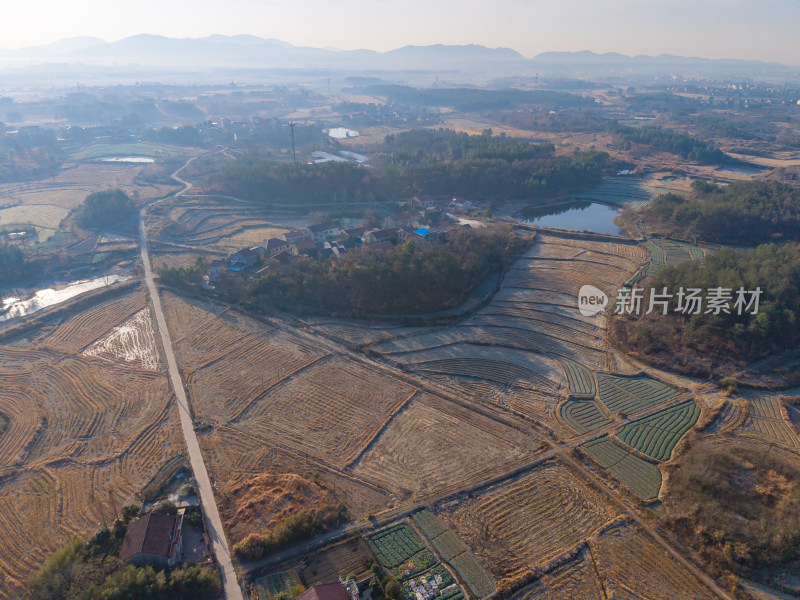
[139, 155, 244, 600]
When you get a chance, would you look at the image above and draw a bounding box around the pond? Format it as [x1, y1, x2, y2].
[1, 274, 130, 322]
[99, 157, 155, 163]
[516, 200, 623, 235]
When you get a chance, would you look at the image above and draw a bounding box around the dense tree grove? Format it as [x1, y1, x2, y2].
[29, 508, 221, 600]
[78, 188, 136, 229]
[610, 123, 727, 164]
[612, 243, 800, 375]
[645, 180, 800, 245]
[213, 129, 608, 205]
[0, 243, 25, 284]
[238, 225, 527, 316]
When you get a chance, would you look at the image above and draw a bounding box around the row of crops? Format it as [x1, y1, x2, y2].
[643, 239, 704, 275]
[558, 358, 596, 398]
[596, 373, 682, 415]
[581, 436, 662, 500]
[617, 400, 700, 461]
[368, 524, 426, 569]
[411, 510, 496, 599]
[254, 570, 300, 600]
[560, 398, 612, 434]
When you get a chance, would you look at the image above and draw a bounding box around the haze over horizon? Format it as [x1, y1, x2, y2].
[2, 0, 798, 64]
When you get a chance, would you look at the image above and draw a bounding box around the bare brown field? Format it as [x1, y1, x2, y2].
[301, 536, 374, 585]
[0, 337, 182, 599]
[352, 394, 537, 500]
[589, 522, 716, 599]
[442, 461, 617, 582]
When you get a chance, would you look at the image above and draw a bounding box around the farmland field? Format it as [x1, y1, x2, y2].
[560, 398, 611, 434]
[580, 437, 662, 500]
[617, 400, 700, 461]
[442, 462, 615, 580]
[367, 524, 429, 571]
[83, 307, 160, 371]
[589, 522, 717, 599]
[507, 548, 605, 600]
[301, 537, 374, 586]
[740, 391, 800, 450]
[558, 358, 596, 397]
[253, 570, 301, 600]
[412, 510, 495, 598]
[0, 311, 184, 599]
[353, 394, 535, 499]
[596, 373, 682, 416]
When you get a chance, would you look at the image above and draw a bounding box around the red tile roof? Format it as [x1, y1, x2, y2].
[296, 583, 349, 600]
[119, 513, 179, 562]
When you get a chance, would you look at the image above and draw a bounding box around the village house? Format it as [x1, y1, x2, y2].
[413, 194, 436, 208]
[343, 226, 368, 239]
[306, 222, 341, 242]
[229, 247, 259, 272]
[448, 197, 473, 211]
[281, 229, 308, 243]
[363, 228, 399, 244]
[290, 239, 317, 256]
[257, 237, 291, 257]
[208, 259, 228, 282]
[296, 583, 350, 600]
[119, 513, 183, 568]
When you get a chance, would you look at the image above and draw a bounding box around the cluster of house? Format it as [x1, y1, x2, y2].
[407, 573, 451, 600]
[210, 195, 478, 281]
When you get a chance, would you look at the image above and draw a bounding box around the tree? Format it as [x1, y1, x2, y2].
[78, 189, 135, 229]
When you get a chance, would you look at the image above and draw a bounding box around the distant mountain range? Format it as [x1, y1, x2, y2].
[0, 35, 795, 78]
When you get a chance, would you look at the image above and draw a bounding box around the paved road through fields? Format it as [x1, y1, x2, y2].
[139, 156, 244, 600]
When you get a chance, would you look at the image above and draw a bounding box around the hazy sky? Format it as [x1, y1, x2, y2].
[2, 0, 799, 63]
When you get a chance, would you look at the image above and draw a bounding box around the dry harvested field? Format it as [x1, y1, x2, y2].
[353, 393, 539, 500]
[83, 307, 160, 371]
[588, 522, 717, 599]
[580, 436, 662, 501]
[441, 461, 617, 582]
[301, 537, 374, 586]
[35, 287, 148, 353]
[739, 391, 800, 451]
[507, 547, 606, 600]
[0, 314, 182, 599]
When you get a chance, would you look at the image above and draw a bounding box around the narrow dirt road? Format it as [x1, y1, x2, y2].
[139, 157, 244, 600]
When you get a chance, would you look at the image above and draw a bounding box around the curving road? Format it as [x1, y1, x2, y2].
[139, 156, 244, 600]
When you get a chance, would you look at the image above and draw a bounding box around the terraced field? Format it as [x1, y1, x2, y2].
[580, 437, 662, 500]
[741, 391, 800, 450]
[353, 395, 534, 499]
[443, 462, 615, 580]
[558, 359, 596, 397]
[617, 401, 700, 461]
[560, 399, 612, 434]
[643, 239, 704, 275]
[596, 373, 682, 416]
[589, 522, 717, 599]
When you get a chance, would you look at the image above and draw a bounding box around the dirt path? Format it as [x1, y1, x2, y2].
[139, 156, 244, 600]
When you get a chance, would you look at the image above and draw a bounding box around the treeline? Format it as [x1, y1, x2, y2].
[78, 189, 136, 229]
[357, 85, 595, 110]
[29, 507, 222, 600]
[213, 129, 609, 204]
[382, 128, 556, 163]
[612, 243, 800, 376]
[610, 123, 726, 164]
[165, 226, 530, 317]
[644, 180, 800, 245]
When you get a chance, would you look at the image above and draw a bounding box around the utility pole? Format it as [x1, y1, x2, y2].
[288, 122, 298, 167]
